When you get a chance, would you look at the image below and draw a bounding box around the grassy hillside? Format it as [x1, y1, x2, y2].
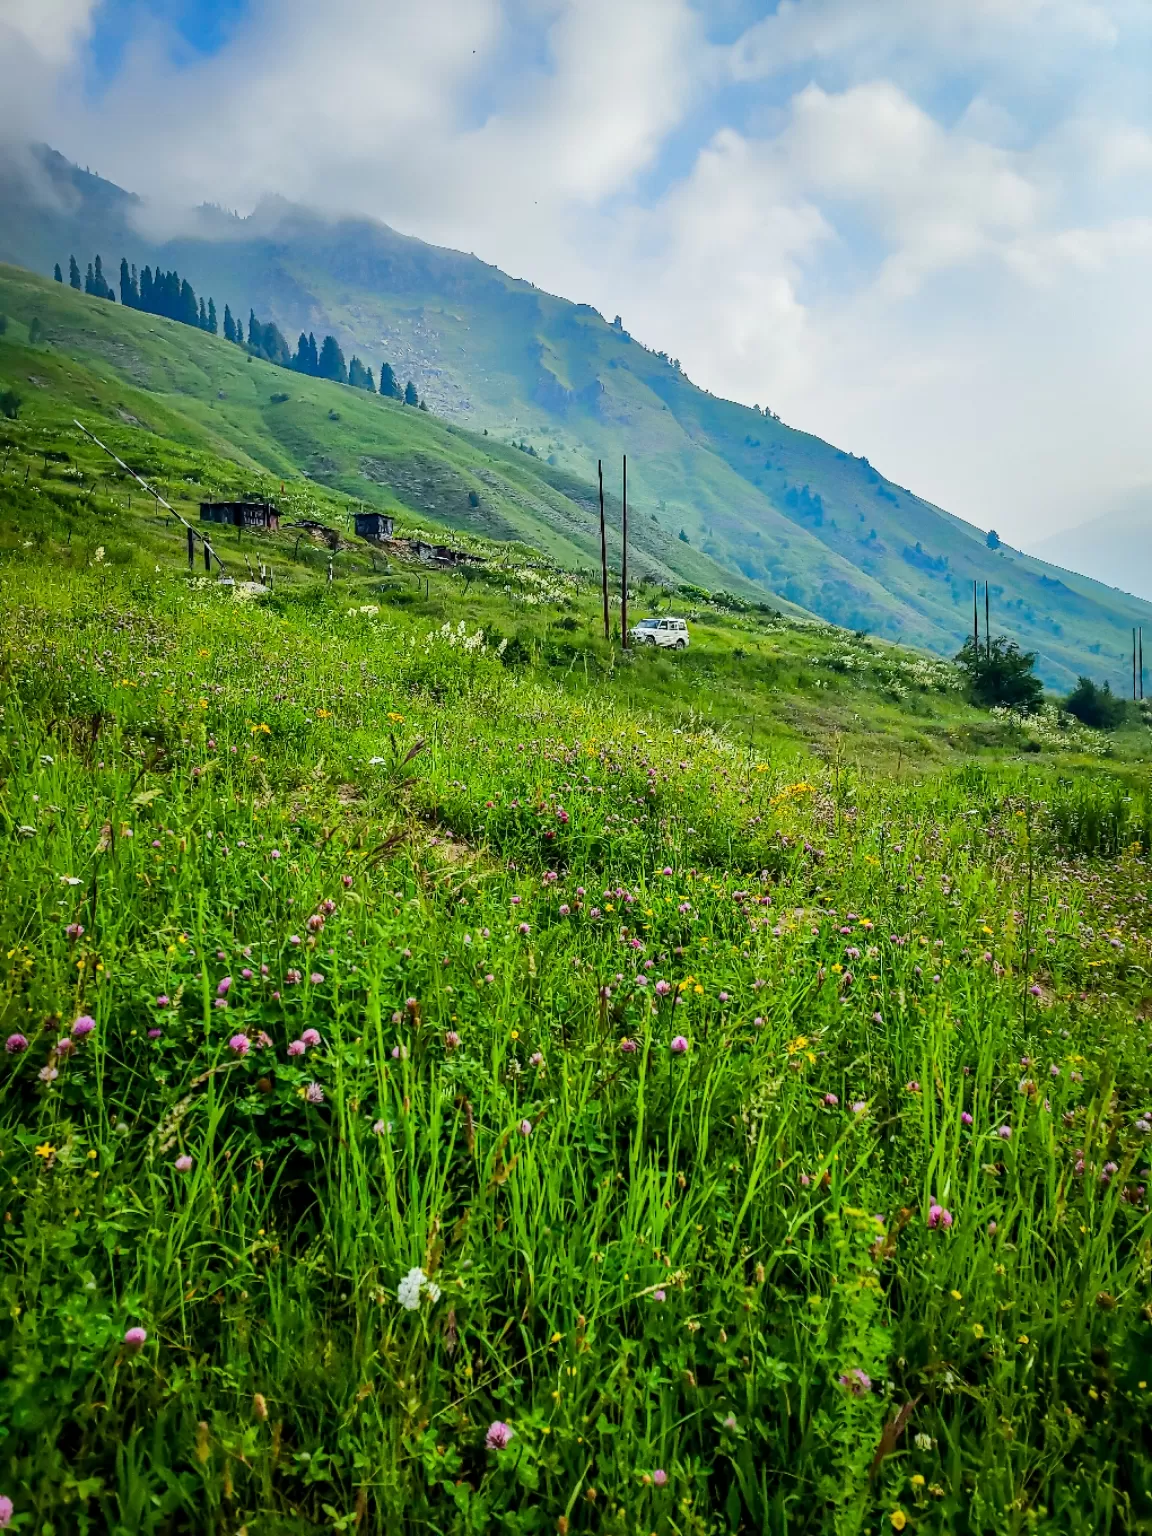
[0, 263, 790, 611]
[4, 146, 1152, 687]
[4, 413, 1152, 1530]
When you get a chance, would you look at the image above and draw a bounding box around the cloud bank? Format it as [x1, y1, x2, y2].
[3, 0, 1152, 542]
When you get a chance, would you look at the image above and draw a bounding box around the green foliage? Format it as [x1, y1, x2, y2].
[319, 335, 349, 385]
[956, 634, 1044, 712]
[987, 528, 1001, 549]
[403, 379, 418, 406]
[379, 362, 400, 399]
[1064, 675, 1128, 730]
[68, 254, 82, 290]
[0, 387, 21, 419]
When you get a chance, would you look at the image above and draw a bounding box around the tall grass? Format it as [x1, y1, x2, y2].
[2, 564, 1152, 1533]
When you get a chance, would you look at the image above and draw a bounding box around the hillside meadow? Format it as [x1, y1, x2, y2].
[3, 321, 1152, 1532]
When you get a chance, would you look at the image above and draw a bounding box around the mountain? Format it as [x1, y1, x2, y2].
[1029, 489, 1152, 606]
[3, 142, 1152, 688]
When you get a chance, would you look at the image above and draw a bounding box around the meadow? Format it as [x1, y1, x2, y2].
[2, 523, 1152, 1535]
[3, 321, 1152, 1533]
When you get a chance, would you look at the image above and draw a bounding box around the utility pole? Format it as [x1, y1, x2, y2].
[598, 459, 610, 643]
[1135, 628, 1139, 702]
[985, 582, 990, 659]
[1140, 627, 1144, 701]
[620, 454, 629, 648]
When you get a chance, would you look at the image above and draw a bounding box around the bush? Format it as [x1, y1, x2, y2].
[1063, 675, 1127, 730]
[0, 388, 21, 420]
[955, 635, 1044, 712]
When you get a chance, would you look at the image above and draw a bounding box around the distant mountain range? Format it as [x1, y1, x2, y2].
[1030, 490, 1152, 606]
[3, 142, 1151, 688]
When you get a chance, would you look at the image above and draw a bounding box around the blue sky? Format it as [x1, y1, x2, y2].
[5, 0, 1152, 542]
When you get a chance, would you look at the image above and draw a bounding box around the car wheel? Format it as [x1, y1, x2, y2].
[675, 638, 686, 650]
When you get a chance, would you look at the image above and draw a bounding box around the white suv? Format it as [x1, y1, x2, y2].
[631, 616, 690, 649]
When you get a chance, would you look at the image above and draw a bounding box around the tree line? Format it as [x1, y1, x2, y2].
[56, 253, 426, 407]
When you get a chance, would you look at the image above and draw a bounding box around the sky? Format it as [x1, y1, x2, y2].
[3, 0, 1152, 544]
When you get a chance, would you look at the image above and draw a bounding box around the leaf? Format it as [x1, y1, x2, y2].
[132, 787, 161, 807]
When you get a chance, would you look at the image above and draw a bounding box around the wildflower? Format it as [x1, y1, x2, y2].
[214, 998, 228, 1010]
[529, 1051, 543, 1067]
[840, 1368, 871, 1396]
[124, 1326, 147, 1352]
[914, 1432, 933, 1451]
[718, 991, 730, 1002]
[486, 1421, 514, 1449]
[66, 923, 84, 941]
[309, 972, 324, 985]
[851, 1101, 867, 1115]
[241, 968, 253, 980]
[890, 1513, 907, 1532]
[287, 1039, 306, 1057]
[72, 1015, 95, 1038]
[342, 874, 354, 888]
[620, 1038, 638, 1053]
[56, 1037, 75, 1058]
[285, 969, 302, 985]
[156, 994, 170, 1007]
[671, 1036, 689, 1054]
[558, 903, 571, 916]
[906, 1079, 921, 1094]
[654, 979, 672, 996]
[372, 1119, 387, 1135]
[398, 1268, 440, 1309]
[518, 922, 530, 936]
[39, 1065, 58, 1083]
[305, 1081, 325, 1104]
[927, 1204, 953, 1229]
[175, 1154, 192, 1171]
[445, 1030, 461, 1049]
[301, 1028, 321, 1048]
[997, 1125, 1012, 1140]
[5, 1034, 28, 1055]
[653, 1289, 666, 1302]
[391, 1044, 408, 1060]
[0, 1495, 12, 1528]
[307, 914, 325, 932]
[228, 1034, 250, 1056]
[519, 1119, 532, 1137]
[217, 977, 232, 996]
[653, 1469, 668, 1486]
[824, 1093, 839, 1106]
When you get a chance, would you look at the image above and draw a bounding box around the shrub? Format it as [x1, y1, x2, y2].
[955, 635, 1044, 712]
[1063, 675, 1127, 730]
[0, 388, 21, 420]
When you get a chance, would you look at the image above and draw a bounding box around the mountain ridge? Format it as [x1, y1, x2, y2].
[2, 142, 1151, 687]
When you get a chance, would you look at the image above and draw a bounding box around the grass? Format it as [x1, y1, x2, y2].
[3, 313, 1152, 1533]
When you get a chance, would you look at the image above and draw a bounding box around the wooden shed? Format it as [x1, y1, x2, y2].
[200, 501, 280, 532]
[354, 511, 395, 542]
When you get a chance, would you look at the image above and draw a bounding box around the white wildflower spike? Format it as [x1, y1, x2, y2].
[397, 1266, 441, 1310]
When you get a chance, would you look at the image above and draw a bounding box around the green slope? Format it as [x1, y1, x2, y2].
[0, 263, 792, 609]
[4, 144, 1152, 685]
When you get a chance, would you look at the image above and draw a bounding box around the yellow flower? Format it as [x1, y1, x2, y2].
[197, 698, 208, 710]
[890, 1512, 907, 1531]
[1017, 1334, 1029, 1345]
[972, 1323, 985, 1340]
[950, 1290, 962, 1301]
[34, 1143, 55, 1160]
[910, 1475, 925, 1488]
[387, 711, 405, 722]
[197, 648, 211, 657]
[510, 1030, 520, 1041]
[315, 708, 332, 719]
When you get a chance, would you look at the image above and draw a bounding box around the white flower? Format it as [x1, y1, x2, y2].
[914, 1432, 934, 1451]
[368, 757, 386, 766]
[397, 1266, 441, 1310]
[59, 875, 82, 886]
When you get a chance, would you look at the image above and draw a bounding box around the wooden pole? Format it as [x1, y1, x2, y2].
[620, 454, 628, 648]
[598, 459, 610, 643]
[985, 582, 990, 658]
[187, 526, 194, 570]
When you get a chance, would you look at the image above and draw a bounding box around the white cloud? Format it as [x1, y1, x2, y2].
[0, 0, 96, 65]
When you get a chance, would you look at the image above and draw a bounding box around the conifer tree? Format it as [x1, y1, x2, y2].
[180, 279, 198, 327]
[348, 356, 375, 390]
[307, 333, 318, 374]
[317, 335, 348, 384]
[199, 297, 209, 330]
[119, 257, 139, 308]
[54, 263, 63, 283]
[404, 379, 418, 406]
[379, 362, 399, 398]
[140, 266, 154, 312]
[248, 310, 259, 348]
[207, 297, 217, 335]
[419, 398, 428, 411]
[84, 263, 95, 295]
[69, 256, 81, 290]
[293, 332, 311, 373]
[223, 305, 236, 343]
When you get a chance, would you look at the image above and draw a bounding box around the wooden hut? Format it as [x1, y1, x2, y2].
[200, 501, 280, 532]
[354, 511, 395, 542]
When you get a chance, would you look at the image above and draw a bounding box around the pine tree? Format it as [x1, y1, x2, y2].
[69, 256, 81, 290]
[223, 305, 236, 343]
[317, 335, 348, 384]
[54, 263, 63, 283]
[307, 333, 318, 374]
[379, 362, 399, 398]
[419, 398, 428, 411]
[180, 279, 198, 327]
[293, 332, 311, 373]
[84, 263, 95, 295]
[93, 255, 112, 300]
[404, 380, 418, 406]
[199, 297, 209, 330]
[348, 356, 375, 390]
[140, 266, 154, 313]
[207, 297, 217, 335]
[248, 310, 259, 348]
[119, 257, 139, 308]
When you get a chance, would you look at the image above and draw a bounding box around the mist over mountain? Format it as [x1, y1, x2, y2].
[1030, 490, 1152, 606]
[3, 142, 1151, 689]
